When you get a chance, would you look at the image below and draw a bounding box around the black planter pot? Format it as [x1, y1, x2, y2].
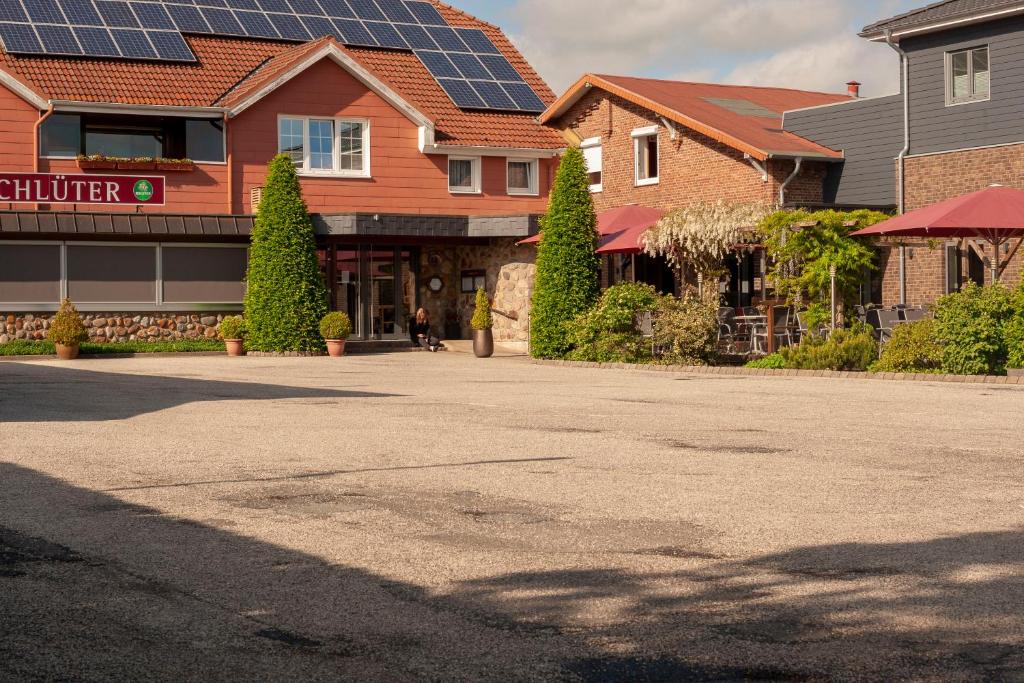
[472, 329, 494, 358]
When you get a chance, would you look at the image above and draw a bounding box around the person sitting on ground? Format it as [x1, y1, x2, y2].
[409, 308, 442, 352]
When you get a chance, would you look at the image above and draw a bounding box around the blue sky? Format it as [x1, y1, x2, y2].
[450, 0, 924, 96]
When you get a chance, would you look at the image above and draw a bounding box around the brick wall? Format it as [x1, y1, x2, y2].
[876, 145, 1024, 306]
[556, 89, 825, 212]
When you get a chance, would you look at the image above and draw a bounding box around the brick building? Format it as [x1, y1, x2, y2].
[0, 1, 564, 346]
[786, 0, 1024, 306]
[538, 74, 849, 305]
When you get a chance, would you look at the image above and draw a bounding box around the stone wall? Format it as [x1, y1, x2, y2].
[1, 312, 233, 344]
[418, 239, 536, 343]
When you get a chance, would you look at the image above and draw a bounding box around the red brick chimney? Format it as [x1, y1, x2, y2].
[847, 81, 861, 98]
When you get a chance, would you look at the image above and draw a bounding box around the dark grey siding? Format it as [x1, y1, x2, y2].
[783, 94, 903, 207]
[904, 15, 1024, 155]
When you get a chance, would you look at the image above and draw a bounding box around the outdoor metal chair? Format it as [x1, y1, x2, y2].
[900, 307, 930, 323]
[750, 306, 793, 353]
[795, 311, 829, 342]
[867, 309, 902, 344]
[637, 311, 664, 357]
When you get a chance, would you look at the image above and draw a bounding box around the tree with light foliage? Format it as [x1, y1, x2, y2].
[641, 200, 770, 293]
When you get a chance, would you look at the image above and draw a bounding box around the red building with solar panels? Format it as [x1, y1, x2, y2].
[0, 0, 564, 345]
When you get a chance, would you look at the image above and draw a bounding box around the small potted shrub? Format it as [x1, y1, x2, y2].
[219, 316, 246, 357]
[471, 287, 494, 358]
[48, 298, 89, 360]
[320, 311, 353, 357]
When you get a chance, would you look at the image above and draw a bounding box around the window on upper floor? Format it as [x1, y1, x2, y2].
[632, 126, 659, 186]
[947, 46, 990, 105]
[39, 113, 225, 162]
[278, 116, 370, 177]
[448, 156, 481, 194]
[581, 137, 602, 193]
[506, 158, 538, 196]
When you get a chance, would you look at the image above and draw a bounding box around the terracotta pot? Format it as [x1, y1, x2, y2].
[55, 343, 80, 361]
[326, 339, 346, 357]
[472, 328, 494, 358]
[224, 339, 245, 357]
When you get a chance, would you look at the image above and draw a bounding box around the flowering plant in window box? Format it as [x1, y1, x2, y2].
[115, 157, 157, 171]
[155, 158, 195, 172]
[76, 154, 118, 170]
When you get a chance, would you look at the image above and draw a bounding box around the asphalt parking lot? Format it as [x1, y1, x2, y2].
[1, 354, 1023, 681]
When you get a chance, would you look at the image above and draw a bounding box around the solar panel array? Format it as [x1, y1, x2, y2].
[0, 0, 546, 112]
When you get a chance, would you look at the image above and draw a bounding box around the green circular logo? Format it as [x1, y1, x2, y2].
[133, 179, 154, 202]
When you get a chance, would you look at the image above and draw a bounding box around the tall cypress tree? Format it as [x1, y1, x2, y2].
[530, 147, 600, 358]
[244, 154, 328, 353]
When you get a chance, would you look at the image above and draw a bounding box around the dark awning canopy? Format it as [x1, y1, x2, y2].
[0, 211, 254, 238]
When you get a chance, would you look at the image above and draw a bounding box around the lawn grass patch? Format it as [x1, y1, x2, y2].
[1, 340, 224, 356]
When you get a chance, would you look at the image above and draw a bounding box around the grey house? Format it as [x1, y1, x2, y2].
[783, 0, 1024, 305]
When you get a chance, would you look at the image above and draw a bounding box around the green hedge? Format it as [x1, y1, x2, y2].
[530, 146, 600, 358]
[0, 340, 224, 356]
[244, 154, 328, 353]
[870, 319, 942, 374]
[565, 283, 659, 363]
[780, 325, 877, 371]
[932, 283, 1016, 375]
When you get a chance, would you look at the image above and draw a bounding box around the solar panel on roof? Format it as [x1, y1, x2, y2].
[147, 27, 193, 58]
[455, 27, 498, 55]
[132, 2, 175, 29]
[437, 77, 484, 108]
[346, 0, 382, 21]
[0, 0, 549, 113]
[110, 27, 155, 56]
[73, 25, 119, 54]
[404, 0, 442, 25]
[0, 0, 27, 22]
[200, 6, 244, 34]
[37, 23, 81, 53]
[23, 0, 67, 24]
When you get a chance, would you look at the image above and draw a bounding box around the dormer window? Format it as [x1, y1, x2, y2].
[947, 46, 990, 105]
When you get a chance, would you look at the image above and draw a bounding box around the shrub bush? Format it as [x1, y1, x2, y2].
[745, 353, 785, 369]
[471, 288, 493, 330]
[319, 312, 352, 340]
[780, 324, 877, 371]
[530, 146, 600, 358]
[219, 316, 245, 340]
[932, 283, 1014, 375]
[651, 294, 719, 366]
[47, 298, 88, 346]
[244, 154, 328, 353]
[1005, 285, 1024, 370]
[870, 319, 943, 373]
[565, 283, 659, 363]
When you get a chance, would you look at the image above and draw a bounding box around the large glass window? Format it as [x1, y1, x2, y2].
[40, 115, 81, 158]
[0, 244, 61, 303]
[278, 116, 370, 175]
[948, 46, 989, 104]
[67, 245, 157, 303]
[448, 157, 480, 193]
[162, 246, 247, 303]
[85, 126, 163, 158]
[185, 120, 225, 163]
[507, 158, 538, 195]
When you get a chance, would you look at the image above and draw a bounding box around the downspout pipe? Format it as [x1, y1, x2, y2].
[224, 113, 233, 215]
[33, 104, 55, 211]
[778, 157, 803, 207]
[885, 29, 910, 304]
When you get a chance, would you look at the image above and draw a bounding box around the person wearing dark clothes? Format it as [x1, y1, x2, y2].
[410, 308, 442, 352]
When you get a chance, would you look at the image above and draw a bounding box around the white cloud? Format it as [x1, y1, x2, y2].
[506, 0, 906, 97]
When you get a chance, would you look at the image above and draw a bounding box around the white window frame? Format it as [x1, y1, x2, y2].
[580, 136, 603, 193]
[448, 156, 481, 194]
[632, 126, 660, 187]
[506, 158, 539, 196]
[277, 115, 371, 178]
[945, 45, 991, 106]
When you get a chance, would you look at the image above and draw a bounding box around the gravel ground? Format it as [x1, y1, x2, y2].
[1, 354, 1022, 682]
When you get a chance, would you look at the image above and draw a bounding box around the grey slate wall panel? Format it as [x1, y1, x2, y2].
[904, 15, 1024, 155]
[784, 94, 904, 207]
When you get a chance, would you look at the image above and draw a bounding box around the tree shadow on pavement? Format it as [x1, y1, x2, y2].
[2, 461, 1022, 681]
[0, 362, 402, 422]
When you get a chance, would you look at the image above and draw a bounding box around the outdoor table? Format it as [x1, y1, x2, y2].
[734, 314, 767, 354]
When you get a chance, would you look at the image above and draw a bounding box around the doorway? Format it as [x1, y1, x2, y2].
[321, 244, 419, 340]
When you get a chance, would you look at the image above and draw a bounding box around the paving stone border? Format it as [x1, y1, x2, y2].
[533, 359, 1024, 386]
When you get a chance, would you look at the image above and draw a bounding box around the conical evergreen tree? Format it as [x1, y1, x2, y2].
[530, 146, 600, 358]
[244, 154, 328, 352]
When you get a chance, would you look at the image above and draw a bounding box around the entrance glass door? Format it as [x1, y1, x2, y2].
[325, 244, 418, 340]
[334, 249, 361, 338]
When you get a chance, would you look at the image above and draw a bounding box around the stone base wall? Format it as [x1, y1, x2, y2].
[1, 312, 233, 344]
[419, 239, 536, 343]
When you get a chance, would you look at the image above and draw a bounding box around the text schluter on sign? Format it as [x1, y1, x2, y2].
[0, 173, 166, 206]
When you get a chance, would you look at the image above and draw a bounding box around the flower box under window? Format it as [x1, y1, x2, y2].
[76, 158, 118, 170]
[156, 160, 196, 172]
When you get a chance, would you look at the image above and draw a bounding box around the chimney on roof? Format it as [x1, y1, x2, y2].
[847, 81, 861, 98]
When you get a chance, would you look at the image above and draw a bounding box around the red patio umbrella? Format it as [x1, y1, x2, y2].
[519, 205, 665, 255]
[851, 185, 1024, 282]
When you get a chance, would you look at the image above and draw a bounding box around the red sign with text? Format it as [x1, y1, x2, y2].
[0, 173, 165, 206]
